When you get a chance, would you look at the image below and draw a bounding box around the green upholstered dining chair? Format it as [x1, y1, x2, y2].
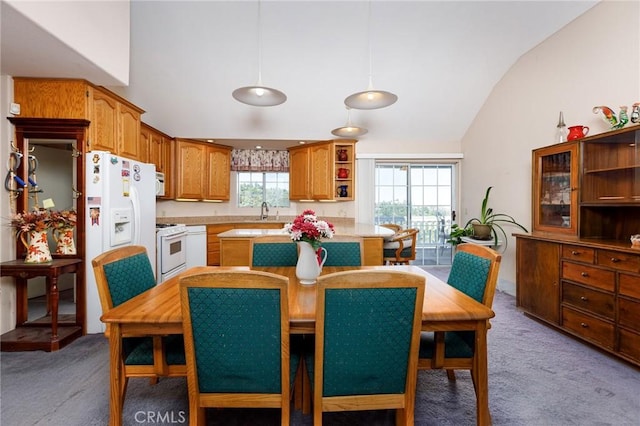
[250, 235, 298, 267]
[383, 228, 419, 265]
[320, 235, 364, 266]
[91, 245, 186, 394]
[179, 270, 300, 426]
[306, 270, 425, 425]
[418, 243, 502, 383]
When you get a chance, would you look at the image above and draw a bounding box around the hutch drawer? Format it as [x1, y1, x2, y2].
[562, 307, 614, 349]
[562, 282, 614, 319]
[596, 249, 640, 273]
[619, 329, 640, 362]
[618, 297, 640, 331]
[619, 273, 640, 299]
[561, 262, 615, 292]
[562, 245, 595, 264]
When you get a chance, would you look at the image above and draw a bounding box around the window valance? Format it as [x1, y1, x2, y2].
[230, 149, 289, 172]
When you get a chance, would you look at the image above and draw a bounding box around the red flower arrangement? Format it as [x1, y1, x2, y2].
[284, 209, 335, 250]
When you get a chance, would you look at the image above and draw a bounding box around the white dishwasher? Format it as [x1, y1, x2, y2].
[185, 225, 207, 268]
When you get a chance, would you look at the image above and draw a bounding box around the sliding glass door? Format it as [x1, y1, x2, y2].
[374, 163, 456, 266]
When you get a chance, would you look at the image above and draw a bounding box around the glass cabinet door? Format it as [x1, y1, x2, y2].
[532, 141, 578, 234]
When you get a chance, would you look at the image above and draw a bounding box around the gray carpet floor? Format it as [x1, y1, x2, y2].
[2, 276, 640, 425]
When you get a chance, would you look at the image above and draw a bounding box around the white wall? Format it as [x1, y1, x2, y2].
[460, 1, 640, 294]
[1, 75, 17, 334]
[6, 0, 130, 85]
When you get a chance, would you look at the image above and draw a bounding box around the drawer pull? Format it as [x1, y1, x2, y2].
[580, 322, 588, 328]
[610, 257, 620, 263]
[571, 251, 579, 256]
[581, 272, 589, 277]
[580, 296, 588, 301]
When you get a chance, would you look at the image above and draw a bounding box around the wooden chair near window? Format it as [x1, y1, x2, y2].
[91, 245, 186, 396]
[179, 270, 300, 426]
[250, 235, 298, 267]
[380, 223, 403, 233]
[383, 228, 419, 265]
[418, 243, 501, 387]
[321, 235, 364, 267]
[305, 270, 425, 425]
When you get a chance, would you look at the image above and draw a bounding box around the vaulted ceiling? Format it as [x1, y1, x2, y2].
[1, 1, 599, 150]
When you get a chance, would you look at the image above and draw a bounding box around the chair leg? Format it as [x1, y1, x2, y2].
[446, 369, 456, 381]
[149, 377, 159, 385]
[294, 360, 303, 410]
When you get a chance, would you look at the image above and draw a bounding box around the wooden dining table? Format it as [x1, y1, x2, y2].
[100, 265, 494, 426]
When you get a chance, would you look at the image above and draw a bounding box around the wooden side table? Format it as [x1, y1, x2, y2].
[0, 258, 84, 351]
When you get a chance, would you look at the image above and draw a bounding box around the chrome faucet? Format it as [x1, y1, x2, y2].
[260, 201, 269, 220]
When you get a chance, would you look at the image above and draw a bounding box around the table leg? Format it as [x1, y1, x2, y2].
[109, 324, 124, 426]
[474, 324, 491, 426]
[16, 277, 28, 325]
[49, 275, 59, 341]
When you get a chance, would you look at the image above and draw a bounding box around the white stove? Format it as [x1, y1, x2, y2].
[156, 224, 188, 283]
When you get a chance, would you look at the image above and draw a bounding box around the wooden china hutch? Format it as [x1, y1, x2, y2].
[515, 124, 640, 366]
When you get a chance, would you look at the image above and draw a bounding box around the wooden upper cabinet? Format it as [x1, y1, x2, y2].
[288, 139, 356, 201]
[89, 87, 119, 153]
[117, 102, 143, 161]
[175, 139, 231, 201]
[175, 139, 206, 199]
[309, 142, 333, 199]
[205, 145, 231, 201]
[12, 78, 144, 160]
[289, 146, 311, 200]
[532, 141, 579, 235]
[12, 78, 89, 118]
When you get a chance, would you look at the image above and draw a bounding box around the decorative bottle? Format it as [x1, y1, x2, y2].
[555, 111, 568, 143]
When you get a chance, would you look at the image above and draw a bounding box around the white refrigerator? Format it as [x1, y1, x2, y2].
[85, 151, 156, 333]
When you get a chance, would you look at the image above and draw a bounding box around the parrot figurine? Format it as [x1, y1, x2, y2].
[592, 106, 618, 128]
[612, 106, 628, 129]
[631, 102, 640, 124]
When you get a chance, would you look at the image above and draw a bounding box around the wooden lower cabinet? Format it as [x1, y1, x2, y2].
[516, 234, 640, 366]
[206, 224, 234, 266]
[516, 237, 560, 324]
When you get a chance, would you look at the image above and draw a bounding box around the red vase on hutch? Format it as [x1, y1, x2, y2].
[567, 125, 589, 141]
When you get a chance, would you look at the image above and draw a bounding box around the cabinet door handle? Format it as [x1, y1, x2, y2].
[581, 272, 589, 277]
[580, 322, 588, 328]
[610, 257, 620, 263]
[571, 251, 579, 256]
[580, 296, 588, 301]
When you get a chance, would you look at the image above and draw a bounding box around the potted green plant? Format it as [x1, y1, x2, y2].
[450, 186, 528, 247]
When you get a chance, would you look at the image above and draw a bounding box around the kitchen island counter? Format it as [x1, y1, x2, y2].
[217, 223, 393, 239]
[218, 224, 393, 266]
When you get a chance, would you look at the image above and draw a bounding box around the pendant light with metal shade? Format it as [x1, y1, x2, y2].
[344, 1, 397, 110]
[331, 107, 368, 137]
[232, 1, 286, 107]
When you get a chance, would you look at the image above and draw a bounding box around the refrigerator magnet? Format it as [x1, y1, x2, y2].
[122, 177, 130, 196]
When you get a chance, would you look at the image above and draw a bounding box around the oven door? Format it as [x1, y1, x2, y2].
[158, 231, 187, 274]
[160, 263, 187, 284]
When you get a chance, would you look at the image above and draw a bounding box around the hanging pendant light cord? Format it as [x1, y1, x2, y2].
[256, 0, 263, 86]
[366, 0, 374, 90]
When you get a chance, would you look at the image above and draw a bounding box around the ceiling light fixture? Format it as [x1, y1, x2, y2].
[331, 107, 368, 138]
[232, 1, 286, 107]
[344, 1, 397, 110]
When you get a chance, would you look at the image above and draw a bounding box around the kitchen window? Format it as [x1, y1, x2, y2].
[237, 172, 290, 208]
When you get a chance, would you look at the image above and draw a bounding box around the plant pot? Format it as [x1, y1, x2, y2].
[471, 224, 492, 240]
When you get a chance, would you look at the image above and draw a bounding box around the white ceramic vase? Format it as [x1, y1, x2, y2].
[20, 230, 53, 263]
[296, 241, 327, 285]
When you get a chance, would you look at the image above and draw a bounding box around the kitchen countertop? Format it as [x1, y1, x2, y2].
[218, 223, 394, 239]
